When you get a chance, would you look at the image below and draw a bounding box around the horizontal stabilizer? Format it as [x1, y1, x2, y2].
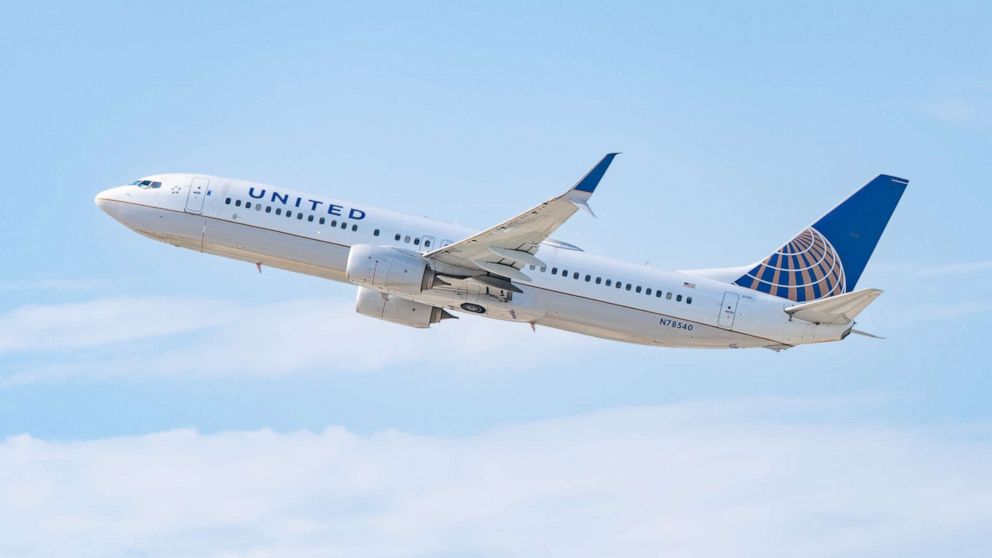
[785, 288, 882, 325]
[850, 328, 885, 339]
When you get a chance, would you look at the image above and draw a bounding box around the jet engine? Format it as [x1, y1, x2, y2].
[346, 244, 436, 293]
[355, 286, 455, 328]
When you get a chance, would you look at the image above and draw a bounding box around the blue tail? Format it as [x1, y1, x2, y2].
[734, 174, 908, 302]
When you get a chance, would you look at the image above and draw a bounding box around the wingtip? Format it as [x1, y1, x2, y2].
[572, 153, 620, 193]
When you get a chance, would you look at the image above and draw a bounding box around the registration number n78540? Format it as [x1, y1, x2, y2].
[659, 318, 693, 331]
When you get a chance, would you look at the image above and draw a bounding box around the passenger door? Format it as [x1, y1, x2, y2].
[185, 177, 209, 214]
[718, 292, 739, 329]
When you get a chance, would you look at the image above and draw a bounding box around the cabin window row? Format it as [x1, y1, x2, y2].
[528, 265, 692, 304]
[389, 233, 455, 250]
[226, 197, 364, 232]
[393, 233, 433, 248]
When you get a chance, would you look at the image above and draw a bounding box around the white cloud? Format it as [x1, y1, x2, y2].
[0, 279, 102, 293]
[0, 297, 238, 355]
[0, 296, 589, 386]
[1, 399, 990, 558]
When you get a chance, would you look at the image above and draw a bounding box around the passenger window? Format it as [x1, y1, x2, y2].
[656, 290, 662, 297]
[319, 217, 325, 224]
[414, 238, 421, 245]
[286, 211, 293, 218]
[687, 296, 693, 304]
[540, 266, 546, 272]
[595, 277, 601, 284]
[585, 274, 591, 282]
[666, 292, 672, 300]
[616, 282, 622, 289]
[245, 202, 252, 209]
[275, 208, 282, 215]
[352, 225, 358, 231]
[235, 200, 242, 207]
[225, 197, 231, 205]
[394, 233, 401, 241]
[341, 222, 347, 229]
[626, 284, 632, 291]
[331, 220, 337, 227]
[529, 265, 535, 270]
[404, 235, 411, 243]
[424, 239, 431, 247]
[635, 286, 642, 293]
[646, 288, 652, 295]
[551, 267, 558, 275]
[255, 204, 261, 211]
[605, 279, 612, 286]
[265, 206, 272, 213]
[374, 229, 380, 237]
[676, 294, 683, 302]
[573, 272, 579, 279]
[297, 213, 303, 220]
[307, 215, 314, 222]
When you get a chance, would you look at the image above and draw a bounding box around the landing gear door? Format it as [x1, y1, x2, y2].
[718, 292, 740, 329]
[185, 177, 209, 214]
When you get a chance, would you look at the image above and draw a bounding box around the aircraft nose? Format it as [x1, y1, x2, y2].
[95, 190, 113, 216]
[95, 186, 125, 216]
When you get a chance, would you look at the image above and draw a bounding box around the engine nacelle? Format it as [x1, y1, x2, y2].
[355, 286, 452, 328]
[346, 244, 434, 293]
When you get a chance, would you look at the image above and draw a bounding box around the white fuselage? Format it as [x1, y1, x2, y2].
[96, 174, 851, 349]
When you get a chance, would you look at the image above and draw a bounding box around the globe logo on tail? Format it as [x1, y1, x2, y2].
[734, 227, 846, 302]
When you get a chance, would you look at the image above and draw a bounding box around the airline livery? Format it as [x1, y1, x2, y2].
[96, 155, 907, 350]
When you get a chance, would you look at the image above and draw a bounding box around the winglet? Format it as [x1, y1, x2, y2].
[572, 153, 619, 193]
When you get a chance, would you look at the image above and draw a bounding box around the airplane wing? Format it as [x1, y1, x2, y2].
[425, 153, 619, 283]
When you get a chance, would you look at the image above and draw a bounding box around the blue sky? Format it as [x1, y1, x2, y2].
[1, 2, 991, 556]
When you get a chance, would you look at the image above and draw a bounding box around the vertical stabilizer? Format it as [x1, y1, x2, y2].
[734, 175, 907, 302]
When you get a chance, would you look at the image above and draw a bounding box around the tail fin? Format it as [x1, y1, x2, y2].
[734, 175, 908, 302]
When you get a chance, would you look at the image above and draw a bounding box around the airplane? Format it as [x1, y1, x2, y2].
[95, 155, 907, 350]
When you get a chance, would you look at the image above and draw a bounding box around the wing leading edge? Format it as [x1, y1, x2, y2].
[425, 153, 619, 280]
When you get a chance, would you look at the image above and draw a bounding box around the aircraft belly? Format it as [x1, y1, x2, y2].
[535, 288, 765, 348]
[201, 217, 349, 280]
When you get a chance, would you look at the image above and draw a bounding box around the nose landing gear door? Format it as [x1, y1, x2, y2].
[185, 177, 209, 214]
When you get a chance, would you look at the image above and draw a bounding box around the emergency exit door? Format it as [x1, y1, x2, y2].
[718, 292, 739, 328]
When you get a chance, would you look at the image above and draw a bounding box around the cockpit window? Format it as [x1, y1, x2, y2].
[131, 180, 162, 189]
